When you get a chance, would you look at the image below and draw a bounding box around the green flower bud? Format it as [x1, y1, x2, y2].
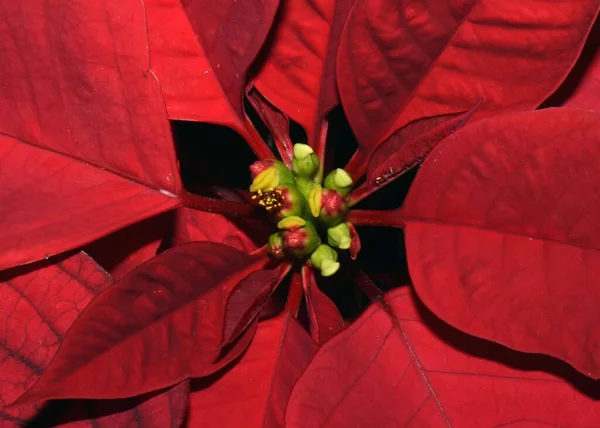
[249, 160, 295, 192]
[323, 168, 353, 196]
[277, 215, 306, 230]
[327, 222, 351, 250]
[292, 144, 319, 178]
[310, 244, 340, 277]
[282, 221, 320, 258]
[307, 184, 323, 218]
[252, 184, 305, 219]
[268, 233, 285, 259]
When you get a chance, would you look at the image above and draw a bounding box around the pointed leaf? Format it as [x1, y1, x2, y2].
[84, 213, 174, 280]
[221, 264, 290, 346]
[403, 108, 600, 378]
[15, 242, 269, 404]
[0, 253, 111, 425]
[86, 208, 259, 280]
[145, 0, 278, 135]
[0, 0, 184, 270]
[338, 0, 599, 147]
[189, 313, 317, 427]
[247, 89, 294, 164]
[302, 267, 344, 344]
[349, 106, 479, 202]
[287, 288, 600, 427]
[254, 0, 353, 144]
[171, 208, 258, 254]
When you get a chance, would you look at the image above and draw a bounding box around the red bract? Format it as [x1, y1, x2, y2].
[2, 0, 600, 426]
[15, 243, 273, 404]
[403, 108, 600, 378]
[188, 312, 316, 426]
[287, 287, 600, 426]
[253, 0, 353, 149]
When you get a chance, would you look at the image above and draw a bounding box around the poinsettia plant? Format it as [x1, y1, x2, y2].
[1, 0, 600, 426]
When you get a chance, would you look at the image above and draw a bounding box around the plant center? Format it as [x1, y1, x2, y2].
[249, 144, 354, 276]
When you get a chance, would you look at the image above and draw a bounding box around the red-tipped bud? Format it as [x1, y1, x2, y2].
[268, 232, 285, 259]
[347, 222, 361, 260]
[318, 189, 348, 227]
[249, 160, 295, 192]
[282, 221, 320, 258]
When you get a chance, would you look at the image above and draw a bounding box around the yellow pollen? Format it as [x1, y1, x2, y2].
[252, 188, 284, 212]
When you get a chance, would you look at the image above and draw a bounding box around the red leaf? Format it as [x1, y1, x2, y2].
[348, 106, 479, 202]
[86, 208, 259, 280]
[0, 0, 184, 270]
[84, 213, 174, 281]
[49, 381, 189, 428]
[221, 264, 291, 346]
[337, 0, 600, 147]
[287, 287, 600, 427]
[145, 0, 278, 148]
[171, 208, 259, 254]
[253, 0, 353, 145]
[403, 108, 600, 378]
[0, 253, 111, 425]
[247, 89, 294, 164]
[302, 267, 344, 344]
[188, 313, 317, 427]
[15, 242, 270, 404]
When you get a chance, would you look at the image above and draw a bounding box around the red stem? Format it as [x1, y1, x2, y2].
[250, 245, 269, 257]
[286, 269, 305, 317]
[347, 184, 371, 207]
[243, 114, 276, 161]
[314, 119, 329, 181]
[347, 208, 405, 228]
[182, 192, 257, 217]
[352, 269, 385, 304]
[344, 149, 368, 182]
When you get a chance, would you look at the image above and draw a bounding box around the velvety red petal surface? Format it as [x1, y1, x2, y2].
[171, 208, 258, 253]
[403, 108, 600, 378]
[338, 0, 599, 147]
[15, 243, 270, 403]
[253, 0, 353, 145]
[0, 253, 111, 425]
[287, 287, 600, 427]
[86, 208, 258, 280]
[221, 264, 289, 346]
[302, 267, 344, 344]
[348, 107, 479, 202]
[146, 0, 278, 136]
[0, 0, 183, 270]
[188, 312, 317, 427]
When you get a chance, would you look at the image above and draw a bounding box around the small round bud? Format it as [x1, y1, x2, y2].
[318, 189, 348, 227]
[249, 160, 295, 192]
[292, 144, 319, 178]
[310, 244, 340, 277]
[323, 168, 353, 196]
[327, 222, 351, 250]
[268, 233, 285, 259]
[282, 221, 320, 258]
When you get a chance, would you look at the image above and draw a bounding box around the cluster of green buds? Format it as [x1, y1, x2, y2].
[249, 144, 358, 276]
